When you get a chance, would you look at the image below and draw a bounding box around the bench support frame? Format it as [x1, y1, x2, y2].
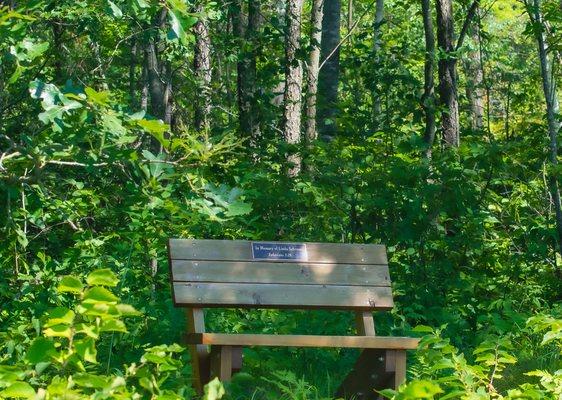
[186, 308, 409, 399]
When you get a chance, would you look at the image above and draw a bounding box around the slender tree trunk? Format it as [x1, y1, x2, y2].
[372, 0, 384, 128]
[232, 0, 260, 140]
[140, 58, 149, 112]
[52, 21, 64, 84]
[463, 25, 484, 131]
[247, 0, 261, 140]
[145, 9, 168, 121]
[283, 0, 304, 176]
[304, 0, 324, 142]
[145, 41, 166, 119]
[528, 0, 562, 277]
[193, 1, 212, 131]
[317, 0, 341, 140]
[129, 39, 138, 109]
[421, 0, 436, 157]
[435, 0, 460, 147]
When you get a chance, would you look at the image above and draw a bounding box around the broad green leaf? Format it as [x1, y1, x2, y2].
[0, 382, 35, 398]
[401, 380, 443, 398]
[26, 337, 56, 364]
[116, 304, 142, 316]
[137, 118, 168, 134]
[74, 338, 97, 363]
[107, 0, 123, 18]
[43, 324, 72, 339]
[86, 269, 118, 287]
[224, 201, 252, 217]
[45, 307, 75, 326]
[83, 287, 119, 304]
[57, 276, 83, 294]
[85, 87, 110, 105]
[100, 319, 127, 333]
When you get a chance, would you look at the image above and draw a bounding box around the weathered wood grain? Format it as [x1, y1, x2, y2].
[186, 333, 419, 349]
[171, 260, 390, 287]
[173, 282, 394, 310]
[169, 239, 388, 265]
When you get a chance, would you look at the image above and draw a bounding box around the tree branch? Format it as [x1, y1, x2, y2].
[455, 0, 480, 51]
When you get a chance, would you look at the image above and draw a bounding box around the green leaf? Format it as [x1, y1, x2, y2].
[83, 287, 119, 304]
[43, 324, 72, 339]
[203, 377, 225, 400]
[85, 86, 110, 105]
[137, 118, 168, 134]
[74, 338, 97, 363]
[412, 325, 434, 333]
[86, 269, 119, 287]
[224, 201, 252, 217]
[0, 382, 35, 398]
[401, 380, 443, 398]
[116, 304, 142, 316]
[45, 307, 75, 326]
[57, 276, 83, 294]
[107, 0, 123, 18]
[26, 337, 56, 364]
[99, 319, 127, 333]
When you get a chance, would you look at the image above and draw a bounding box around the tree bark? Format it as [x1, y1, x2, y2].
[435, 0, 460, 147]
[527, 0, 562, 277]
[145, 9, 169, 122]
[317, 0, 341, 140]
[372, 0, 384, 128]
[246, 0, 261, 140]
[304, 0, 324, 142]
[421, 0, 436, 157]
[283, 0, 304, 176]
[232, 0, 260, 140]
[193, 1, 212, 131]
[462, 25, 484, 131]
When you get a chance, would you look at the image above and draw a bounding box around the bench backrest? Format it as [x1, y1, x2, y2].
[168, 239, 394, 311]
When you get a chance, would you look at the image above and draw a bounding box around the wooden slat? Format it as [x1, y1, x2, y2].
[186, 333, 420, 349]
[171, 260, 391, 287]
[169, 239, 387, 265]
[173, 282, 394, 310]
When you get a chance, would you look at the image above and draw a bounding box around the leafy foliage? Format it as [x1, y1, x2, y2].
[0, 0, 561, 399]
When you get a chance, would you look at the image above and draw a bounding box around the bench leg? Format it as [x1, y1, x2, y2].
[210, 345, 233, 381]
[185, 309, 210, 394]
[394, 350, 406, 388]
[385, 350, 407, 389]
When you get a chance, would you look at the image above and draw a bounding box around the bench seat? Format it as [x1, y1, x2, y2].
[186, 333, 419, 349]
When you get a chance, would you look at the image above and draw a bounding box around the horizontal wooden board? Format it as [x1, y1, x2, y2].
[186, 333, 419, 349]
[173, 282, 394, 310]
[171, 260, 391, 287]
[169, 239, 387, 265]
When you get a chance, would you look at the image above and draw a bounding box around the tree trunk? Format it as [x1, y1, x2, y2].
[372, 0, 384, 128]
[435, 0, 460, 147]
[317, 0, 341, 140]
[145, 9, 169, 122]
[283, 0, 304, 176]
[304, 0, 324, 142]
[421, 0, 436, 157]
[246, 0, 261, 140]
[462, 25, 484, 131]
[232, 0, 260, 140]
[193, 1, 212, 131]
[528, 0, 562, 278]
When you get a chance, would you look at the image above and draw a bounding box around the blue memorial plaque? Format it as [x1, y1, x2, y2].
[251, 242, 308, 261]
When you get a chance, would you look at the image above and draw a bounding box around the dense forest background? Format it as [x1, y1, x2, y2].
[0, 0, 561, 398]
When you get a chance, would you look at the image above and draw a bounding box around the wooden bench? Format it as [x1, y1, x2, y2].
[168, 239, 419, 399]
